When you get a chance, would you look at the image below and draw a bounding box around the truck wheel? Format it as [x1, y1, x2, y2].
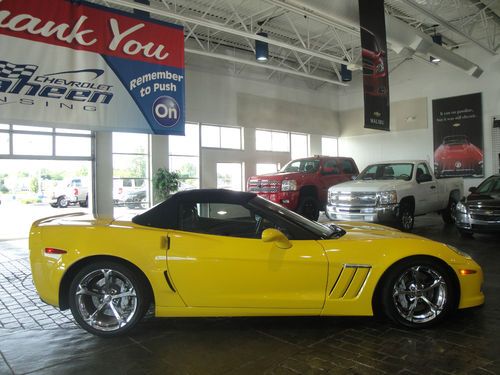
[57, 196, 69, 208]
[442, 198, 457, 224]
[297, 196, 320, 221]
[398, 202, 414, 231]
[79, 195, 88, 208]
[458, 228, 473, 238]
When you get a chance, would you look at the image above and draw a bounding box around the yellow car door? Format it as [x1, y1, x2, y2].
[166, 230, 328, 309]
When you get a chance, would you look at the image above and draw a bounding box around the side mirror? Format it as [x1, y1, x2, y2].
[261, 228, 291, 249]
[469, 186, 477, 193]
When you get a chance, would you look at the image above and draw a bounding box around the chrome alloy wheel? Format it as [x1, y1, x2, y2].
[75, 269, 138, 332]
[392, 265, 448, 324]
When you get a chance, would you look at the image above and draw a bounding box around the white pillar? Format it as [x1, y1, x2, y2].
[94, 131, 113, 218]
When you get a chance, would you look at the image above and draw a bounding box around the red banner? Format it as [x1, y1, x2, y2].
[0, 0, 184, 68]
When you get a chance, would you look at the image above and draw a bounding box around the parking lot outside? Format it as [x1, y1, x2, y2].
[0, 203, 499, 374]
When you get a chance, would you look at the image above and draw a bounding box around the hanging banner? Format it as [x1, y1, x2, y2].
[0, 0, 185, 135]
[358, 0, 390, 131]
[433, 93, 483, 178]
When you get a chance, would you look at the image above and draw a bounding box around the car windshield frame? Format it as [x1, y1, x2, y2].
[250, 196, 336, 239]
[357, 163, 414, 181]
[476, 175, 500, 194]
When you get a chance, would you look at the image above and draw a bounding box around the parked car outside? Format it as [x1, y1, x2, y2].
[49, 177, 88, 208]
[247, 156, 359, 221]
[434, 135, 483, 178]
[455, 174, 500, 236]
[30, 189, 483, 337]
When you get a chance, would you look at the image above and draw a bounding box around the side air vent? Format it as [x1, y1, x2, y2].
[329, 264, 371, 299]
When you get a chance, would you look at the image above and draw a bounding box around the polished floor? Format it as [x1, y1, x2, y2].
[0, 214, 499, 375]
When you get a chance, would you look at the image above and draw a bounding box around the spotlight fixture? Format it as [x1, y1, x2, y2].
[255, 32, 268, 62]
[430, 56, 441, 64]
[340, 64, 352, 82]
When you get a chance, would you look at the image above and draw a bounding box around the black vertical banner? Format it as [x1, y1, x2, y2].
[359, 0, 390, 131]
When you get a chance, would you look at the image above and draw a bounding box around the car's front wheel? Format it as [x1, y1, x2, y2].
[381, 257, 457, 328]
[69, 261, 150, 337]
[57, 196, 69, 208]
[398, 202, 414, 231]
[297, 196, 320, 221]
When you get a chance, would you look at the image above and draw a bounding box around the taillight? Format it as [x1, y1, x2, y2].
[73, 188, 79, 196]
[44, 248, 67, 255]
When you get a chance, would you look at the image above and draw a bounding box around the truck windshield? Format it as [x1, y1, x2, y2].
[357, 163, 414, 181]
[280, 159, 320, 173]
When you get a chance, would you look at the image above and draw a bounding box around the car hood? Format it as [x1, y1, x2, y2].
[249, 171, 310, 180]
[466, 193, 500, 206]
[326, 220, 419, 240]
[329, 179, 408, 192]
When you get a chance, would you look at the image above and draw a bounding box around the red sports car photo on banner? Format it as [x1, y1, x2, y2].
[432, 93, 484, 178]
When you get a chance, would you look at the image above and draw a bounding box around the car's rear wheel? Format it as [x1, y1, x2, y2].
[297, 196, 320, 221]
[79, 195, 88, 208]
[381, 257, 456, 328]
[69, 261, 150, 337]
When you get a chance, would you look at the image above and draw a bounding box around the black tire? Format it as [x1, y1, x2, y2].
[79, 195, 88, 208]
[57, 196, 69, 208]
[69, 261, 150, 337]
[50, 203, 58, 208]
[297, 196, 320, 221]
[398, 201, 414, 231]
[380, 257, 457, 328]
[442, 198, 457, 224]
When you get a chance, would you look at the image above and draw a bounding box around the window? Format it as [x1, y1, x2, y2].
[179, 201, 258, 238]
[201, 124, 242, 149]
[281, 158, 319, 173]
[217, 163, 243, 191]
[291, 133, 309, 159]
[0, 133, 8, 154]
[321, 136, 338, 156]
[13, 133, 52, 156]
[256, 163, 279, 175]
[256, 129, 289, 152]
[341, 159, 356, 174]
[55, 136, 92, 157]
[169, 123, 200, 190]
[113, 132, 150, 209]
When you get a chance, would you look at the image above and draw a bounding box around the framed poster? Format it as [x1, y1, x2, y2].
[432, 93, 483, 178]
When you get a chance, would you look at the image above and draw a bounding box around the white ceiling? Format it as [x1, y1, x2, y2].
[93, 0, 500, 87]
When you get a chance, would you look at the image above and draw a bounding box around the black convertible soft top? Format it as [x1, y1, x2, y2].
[132, 189, 257, 229]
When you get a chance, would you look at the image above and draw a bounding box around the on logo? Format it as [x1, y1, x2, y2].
[152, 96, 180, 127]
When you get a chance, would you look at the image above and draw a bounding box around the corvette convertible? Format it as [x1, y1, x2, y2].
[29, 189, 484, 337]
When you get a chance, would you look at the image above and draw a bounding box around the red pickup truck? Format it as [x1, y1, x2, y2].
[247, 156, 359, 220]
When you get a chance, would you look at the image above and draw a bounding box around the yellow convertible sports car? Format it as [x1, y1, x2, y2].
[29, 189, 484, 337]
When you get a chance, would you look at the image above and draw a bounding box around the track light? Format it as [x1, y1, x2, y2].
[255, 32, 268, 62]
[430, 56, 441, 64]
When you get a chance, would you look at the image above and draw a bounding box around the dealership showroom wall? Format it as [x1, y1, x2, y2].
[2, 1, 500, 374]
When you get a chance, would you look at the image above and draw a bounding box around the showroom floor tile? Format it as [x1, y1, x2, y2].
[0, 214, 499, 374]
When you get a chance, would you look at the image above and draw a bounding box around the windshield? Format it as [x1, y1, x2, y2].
[476, 176, 500, 194]
[251, 196, 338, 238]
[357, 163, 414, 181]
[280, 159, 319, 173]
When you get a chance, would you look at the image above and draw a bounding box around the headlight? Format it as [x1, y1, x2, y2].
[447, 244, 471, 259]
[281, 180, 297, 191]
[378, 190, 397, 205]
[456, 201, 468, 214]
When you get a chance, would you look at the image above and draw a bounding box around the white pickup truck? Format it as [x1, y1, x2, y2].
[325, 160, 463, 231]
[50, 177, 89, 208]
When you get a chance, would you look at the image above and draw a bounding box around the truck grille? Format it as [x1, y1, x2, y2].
[247, 179, 280, 193]
[329, 191, 378, 207]
[469, 206, 500, 222]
